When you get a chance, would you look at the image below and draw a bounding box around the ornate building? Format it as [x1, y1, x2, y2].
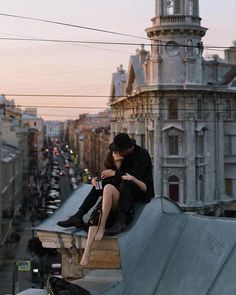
[110, 0, 236, 214]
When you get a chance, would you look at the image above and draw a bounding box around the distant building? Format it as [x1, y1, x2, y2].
[110, 0, 236, 214]
[64, 110, 111, 175]
[22, 109, 44, 173]
[0, 96, 27, 264]
[44, 120, 64, 142]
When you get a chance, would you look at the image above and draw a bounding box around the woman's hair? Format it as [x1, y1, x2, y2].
[104, 151, 117, 170]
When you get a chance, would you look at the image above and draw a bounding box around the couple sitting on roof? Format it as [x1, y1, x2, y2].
[57, 133, 154, 265]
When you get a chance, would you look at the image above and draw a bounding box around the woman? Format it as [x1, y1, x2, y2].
[80, 150, 124, 266]
[80, 151, 147, 266]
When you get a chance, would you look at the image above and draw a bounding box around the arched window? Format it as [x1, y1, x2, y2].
[186, 39, 193, 55]
[168, 175, 179, 202]
[167, 0, 181, 15]
[189, 0, 194, 15]
[167, 0, 174, 15]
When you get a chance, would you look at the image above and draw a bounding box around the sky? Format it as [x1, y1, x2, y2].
[0, 0, 235, 121]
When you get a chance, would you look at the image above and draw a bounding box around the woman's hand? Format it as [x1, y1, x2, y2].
[121, 173, 134, 181]
[91, 177, 97, 187]
[101, 169, 115, 179]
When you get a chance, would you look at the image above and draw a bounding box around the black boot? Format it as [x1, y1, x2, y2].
[105, 211, 127, 236]
[57, 211, 85, 229]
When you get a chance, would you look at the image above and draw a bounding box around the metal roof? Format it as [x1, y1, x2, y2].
[35, 184, 236, 295]
[104, 199, 236, 295]
[17, 289, 47, 295]
[34, 183, 93, 236]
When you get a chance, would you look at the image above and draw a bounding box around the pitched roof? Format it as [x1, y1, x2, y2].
[126, 55, 145, 94]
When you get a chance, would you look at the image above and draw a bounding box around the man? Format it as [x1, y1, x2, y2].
[57, 133, 154, 234]
[105, 133, 154, 235]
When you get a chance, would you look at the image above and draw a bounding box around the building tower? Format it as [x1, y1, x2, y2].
[110, 0, 236, 214]
[146, 0, 207, 85]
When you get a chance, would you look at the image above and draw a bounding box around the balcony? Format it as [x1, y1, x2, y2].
[151, 15, 201, 26]
[163, 157, 185, 166]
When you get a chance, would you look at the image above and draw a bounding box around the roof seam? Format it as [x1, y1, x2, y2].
[205, 240, 236, 295]
[153, 215, 188, 295]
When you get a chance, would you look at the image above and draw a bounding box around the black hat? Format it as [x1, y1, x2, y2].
[109, 133, 136, 152]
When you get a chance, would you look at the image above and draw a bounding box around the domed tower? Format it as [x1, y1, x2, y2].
[146, 0, 207, 85]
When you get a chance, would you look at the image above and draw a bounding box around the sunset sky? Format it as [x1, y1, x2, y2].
[0, 0, 235, 120]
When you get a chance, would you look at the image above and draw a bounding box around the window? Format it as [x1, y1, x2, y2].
[225, 179, 233, 197]
[168, 175, 179, 202]
[189, 0, 194, 15]
[224, 135, 232, 155]
[141, 134, 145, 148]
[167, 0, 174, 15]
[168, 99, 178, 120]
[167, 0, 181, 15]
[224, 99, 231, 119]
[196, 134, 204, 156]
[186, 39, 194, 55]
[197, 99, 203, 120]
[169, 135, 179, 155]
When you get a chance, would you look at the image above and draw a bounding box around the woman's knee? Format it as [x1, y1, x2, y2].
[103, 184, 119, 196]
[103, 184, 114, 193]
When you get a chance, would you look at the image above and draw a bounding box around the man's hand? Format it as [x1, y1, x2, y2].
[121, 173, 134, 181]
[101, 169, 116, 179]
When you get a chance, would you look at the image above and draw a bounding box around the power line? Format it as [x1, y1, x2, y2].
[0, 37, 148, 46]
[2, 93, 115, 98]
[0, 13, 231, 50]
[0, 36, 229, 50]
[0, 13, 148, 40]
[5, 103, 236, 112]
[20, 112, 236, 122]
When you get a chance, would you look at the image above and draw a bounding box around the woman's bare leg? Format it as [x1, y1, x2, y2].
[80, 226, 98, 266]
[95, 184, 120, 241]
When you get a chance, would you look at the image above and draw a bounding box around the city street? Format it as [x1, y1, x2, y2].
[0, 154, 73, 294]
[0, 213, 35, 294]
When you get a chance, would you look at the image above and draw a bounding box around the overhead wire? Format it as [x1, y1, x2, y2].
[0, 13, 231, 50]
[0, 36, 228, 51]
[0, 13, 148, 40]
[0, 13, 234, 121]
[5, 103, 236, 112]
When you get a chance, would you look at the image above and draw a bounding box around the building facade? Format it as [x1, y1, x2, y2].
[0, 97, 26, 265]
[45, 120, 64, 142]
[64, 110, 111, 176]
[110, 0, 236, 214]
[22, 110, 44, 174]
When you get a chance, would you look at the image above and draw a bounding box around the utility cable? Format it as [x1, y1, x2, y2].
[0, 13, 148, 40]
[0, 36, 229, 50]
[0, 13, 231, 50]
